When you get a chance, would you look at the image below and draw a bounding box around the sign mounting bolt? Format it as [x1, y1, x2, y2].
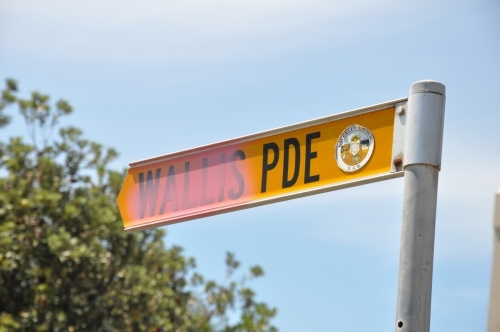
[397, 106, 405, 115]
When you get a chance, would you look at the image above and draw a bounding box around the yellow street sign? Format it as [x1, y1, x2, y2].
[117, 98, 407, 232]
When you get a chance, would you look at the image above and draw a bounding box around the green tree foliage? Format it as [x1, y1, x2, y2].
[0, 79, 17, 128]
[0, 79, 278, 332]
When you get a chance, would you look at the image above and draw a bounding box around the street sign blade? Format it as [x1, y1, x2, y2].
[117, 98, 407, 232]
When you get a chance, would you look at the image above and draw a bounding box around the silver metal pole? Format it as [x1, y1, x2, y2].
[395, 80, 446, 331]
[488, 189, 500, 332]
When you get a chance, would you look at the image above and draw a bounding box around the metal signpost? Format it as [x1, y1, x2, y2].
[394, 81, 445, 331]
[488, 189, 500, 332]
[117, 80, 446, 331]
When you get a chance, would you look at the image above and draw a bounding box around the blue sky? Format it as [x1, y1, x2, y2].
[1, 0, 499, 330]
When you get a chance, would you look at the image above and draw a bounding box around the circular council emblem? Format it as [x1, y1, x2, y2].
[335, 124, 375, 172]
